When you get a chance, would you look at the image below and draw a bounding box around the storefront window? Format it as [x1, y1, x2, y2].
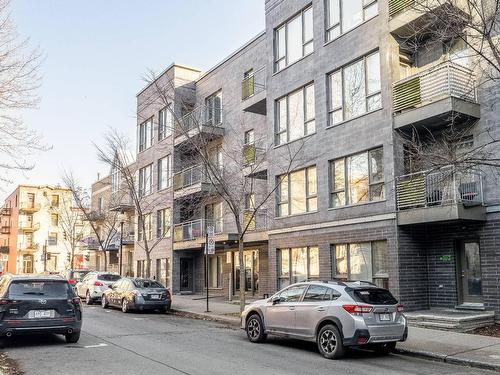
[233, 250, 259, 294]
[278, 246, 319, 289]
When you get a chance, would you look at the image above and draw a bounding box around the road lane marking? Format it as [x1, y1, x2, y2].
[83, 343, 108, 348]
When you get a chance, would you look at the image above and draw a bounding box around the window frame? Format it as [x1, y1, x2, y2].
[138, 117, 154, 152]
[277, 246, 320, 289]
[158, 106, 172, 141]
[329, 147, 384, 207]
[138, 164, 153, 197]
[157, 155, 172, 191]
[277, 166, 317, 217]
[156, 208, 171, 239]
[328, 51, 381, 126]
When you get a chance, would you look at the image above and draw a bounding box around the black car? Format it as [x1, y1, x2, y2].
[101, 277, 171, 313]
[0, 274, 83, 344]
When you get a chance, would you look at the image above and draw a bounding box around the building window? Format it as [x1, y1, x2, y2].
[138, 214, 152, 241]
[97, 197, 103, 212]
[50, 194, 59, 207]
[50, 213, 59, 227]
[157, 155, 172, 191]
[330, 147, 384, 207]
[156, 208, 171, 238]
[277, 166, 317, 217]
[138, 117, 153, 152]
[332, 241, 388, 288]
[277, 247, 319, 289]
[328, 51, 381, 125]
[111, 167, 120, 193]
[208, 255, 223, 288]
[275, 6, 313, 72]
[158, 106, 173, 141]
[136, 260, 150, 278]
[205, 91, 222, 125]
[325, 0, 378, 42]
[138, 164, 153, 197]
[48, 232, 58, 246]
[244, 129, 254, 145]
[276, 83, 315, 145]
[156, 258, 170, 287]
[109, 251, 118, 265]
[23, 254, 34, 274]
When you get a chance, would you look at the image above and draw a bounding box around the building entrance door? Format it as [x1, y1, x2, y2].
[457, 240, 483, 304]
[180, 258, 193, 292]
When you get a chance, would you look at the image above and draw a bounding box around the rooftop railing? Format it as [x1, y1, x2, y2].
[242, 67, 266, 101]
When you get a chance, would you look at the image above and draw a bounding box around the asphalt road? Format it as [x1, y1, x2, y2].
[0, 305, 495, 375]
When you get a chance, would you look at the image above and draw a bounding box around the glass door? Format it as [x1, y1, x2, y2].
[458, 240, 482, 304]
[233, 250, 259, 295]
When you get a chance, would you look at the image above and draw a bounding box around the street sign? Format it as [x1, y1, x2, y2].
[207, 225, 215, 255]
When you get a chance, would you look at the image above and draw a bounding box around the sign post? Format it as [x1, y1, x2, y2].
[205, 225, 215, 312]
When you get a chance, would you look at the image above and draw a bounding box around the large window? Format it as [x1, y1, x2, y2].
[277, 247, 319, 289]
[332, 241, 388, 288]
[325, 0, 378, 42]
[111, 167, 120, 193]
[138, 214, 152, 241]
[330, 147, 384, 207]
[156, 258, 170, 287]
[328, 51, 381, 125]
[205, 91, 222, 125]
[158, 106, 172, 141]
[48, 232, 58, 246]
[275, 6, 313, 72]
[138, 117, 153, 152]
[156, 208, 171, 238]
[276, 84, 315, 145]
[138, 164, 152, 197]
[157, 155, 172, 191]
[277, 166, 317, 217]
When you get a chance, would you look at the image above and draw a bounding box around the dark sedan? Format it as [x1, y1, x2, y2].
[101, 277, 171, 313]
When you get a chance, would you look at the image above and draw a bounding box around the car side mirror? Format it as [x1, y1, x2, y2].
[271, 296, 281, 305]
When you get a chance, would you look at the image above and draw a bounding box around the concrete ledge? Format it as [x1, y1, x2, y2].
[171, 308, 240, 327]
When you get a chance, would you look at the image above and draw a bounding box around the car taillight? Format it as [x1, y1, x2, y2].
[69, 278, 77, 284]
[397, 305, 404, 313]
[72, 297, 81, 305]
[342, 304, 373, 315]
[0, 299, 16, 305]
[94, 281, 104, 286]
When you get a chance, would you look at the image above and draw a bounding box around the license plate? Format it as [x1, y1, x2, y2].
[150, 294, 160, 300]
[29, 310, 55, 319]
[379, 313, 391, 321]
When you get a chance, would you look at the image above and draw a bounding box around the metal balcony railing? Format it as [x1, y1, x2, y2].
[0, 207, 11, 216]
[18, 222, 40, 232]
[173, 218, 223, 242]
[393, 61, 477, 113]
[396, 165, 483, 210]
[1, 226, 10, 234]
[242, 67, 266, 101]
[173, 164, 210, 191]
[18, 242, 39, 251]
[389, 0, 415, 17]
[19, 202, 41, 212]
[243, 209, 267, 232]
[176, 104, 223, 136]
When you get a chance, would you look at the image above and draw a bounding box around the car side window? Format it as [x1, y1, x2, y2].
[281, 285, 307, 302]
[303, 285, 331, 302]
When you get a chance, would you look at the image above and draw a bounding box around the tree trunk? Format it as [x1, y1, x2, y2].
[238, 236, 245, 314]
[103, 250, 108, 271]
[146, 251, 151, 278]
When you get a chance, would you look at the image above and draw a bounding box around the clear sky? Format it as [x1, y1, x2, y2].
[3, 0, 265, 199]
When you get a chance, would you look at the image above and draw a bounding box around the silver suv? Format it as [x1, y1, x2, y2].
[241, 281, 407, 359]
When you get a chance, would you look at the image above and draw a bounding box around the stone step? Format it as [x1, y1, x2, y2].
[406, 310, 495, 332]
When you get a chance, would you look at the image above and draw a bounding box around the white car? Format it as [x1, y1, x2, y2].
[75, 272, 121, 304]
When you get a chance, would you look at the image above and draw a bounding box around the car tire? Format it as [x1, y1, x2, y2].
[121, 299, 129, 313]
[245, 314, 267, 343]
[101, 295, 108, 309]
[317, 324, 345, 360]
[85, 291, 93, 305]
[65, 332, 80, 344]
[161, 306, 170, 314]
[372, 342, 397, 355]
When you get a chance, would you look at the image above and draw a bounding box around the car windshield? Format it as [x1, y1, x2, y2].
[352, 288, 398, 305]
[98, 274, 121, 282]
[133, 279, 163, 289]
[8, 281, 71, 298]
[72, 271, 89, 280]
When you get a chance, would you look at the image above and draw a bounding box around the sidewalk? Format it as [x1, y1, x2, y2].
[171, 294, 500, 371]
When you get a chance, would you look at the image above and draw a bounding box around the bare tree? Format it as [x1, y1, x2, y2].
[142, 72, 312, 313]
[0, 0, 48, 183]
[94, 131, 169, 278]
[63, 172, 120, 272]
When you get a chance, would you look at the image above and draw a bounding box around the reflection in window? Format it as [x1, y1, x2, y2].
[325, 0, 379, 42]
[278, 247, 319, 289]
[277, 166, 317, 217]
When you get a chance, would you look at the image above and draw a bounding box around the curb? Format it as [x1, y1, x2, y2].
[394, 347, 500, 373]
[170, 309, 240, 327]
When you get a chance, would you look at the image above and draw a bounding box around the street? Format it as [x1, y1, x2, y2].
[0, 305, 496, 375]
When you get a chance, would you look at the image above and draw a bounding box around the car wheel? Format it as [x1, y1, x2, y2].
[372, 342, 397, 355]
[65, 332, 80, 344]
[101, 295, 108, 309]
[245, 314, 267, 343]
[161, 306, 170, 313]
[85, 291, 93, 305]
[121, 299, 129, 313]
[317, 324, 345, 359]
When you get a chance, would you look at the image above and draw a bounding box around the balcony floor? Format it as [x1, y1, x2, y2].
[397, 203, 486, 226]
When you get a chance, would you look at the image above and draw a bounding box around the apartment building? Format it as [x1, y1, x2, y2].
[0, 185, 89, 274]
[133, 0, 499, 318]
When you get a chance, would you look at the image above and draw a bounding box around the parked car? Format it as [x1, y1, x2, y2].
[101, 277, 171, 313]
[75, 272, 121, 304]
[61, 269, 91, 289]
[0, 274, 82, 344]
[241, 281, 407, 359]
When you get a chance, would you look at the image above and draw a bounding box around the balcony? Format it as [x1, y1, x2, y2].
[173, 218, 230, 250]
[0, 245, 9, 254]
[173, 164, 214, 199]
[0, 207, 11, 216]
[242, 67, 266, 115]
[389, 0, 468, 38]
[18, 242, 39, 252]
[18, 222, 40, 232]
[396, 165, 486, 225]
[109, 194, 135, 213]
[393, 62, 480, 131]
[242, 143, 268, 179]
[1, 226, 10, 235]
[86, 210, 106, 222]
[19, 202, 41, 213]
[174, 105, 224, 147]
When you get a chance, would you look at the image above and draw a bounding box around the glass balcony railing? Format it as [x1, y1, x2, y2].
[175, 104, 223, 136]
[173, 164, 210, 191]
[173, 218, 223, 242]
[242, 67, 266, 101]
[243, 209, 267, 232]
